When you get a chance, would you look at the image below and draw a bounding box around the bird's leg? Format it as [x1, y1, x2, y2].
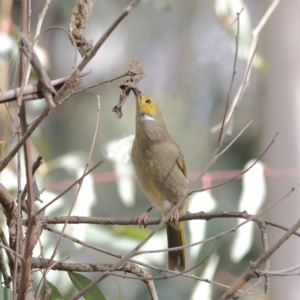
[138, 205, 154, 228]
[170, 208, 180, 225]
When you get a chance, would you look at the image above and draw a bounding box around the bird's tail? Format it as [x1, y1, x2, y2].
[166, 222, 186, 271]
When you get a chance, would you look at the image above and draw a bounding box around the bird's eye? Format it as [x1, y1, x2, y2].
[145, 99, 151, 104]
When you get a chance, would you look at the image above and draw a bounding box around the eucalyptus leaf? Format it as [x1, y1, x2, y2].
[68, 272, 106, 300]
[0, 285, 13, 300]
[40, 280, 64, 300]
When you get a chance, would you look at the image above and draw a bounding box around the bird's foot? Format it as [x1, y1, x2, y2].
[170, 209, 180, 225]
[138, 212, 149, 228]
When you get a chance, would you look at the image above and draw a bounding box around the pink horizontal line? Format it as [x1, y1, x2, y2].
[46, 168, 300, 192]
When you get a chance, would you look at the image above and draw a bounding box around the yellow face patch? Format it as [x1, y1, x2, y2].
[139, 94, 160, 117]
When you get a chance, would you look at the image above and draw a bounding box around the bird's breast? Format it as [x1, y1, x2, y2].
[132, 137, 188, 210]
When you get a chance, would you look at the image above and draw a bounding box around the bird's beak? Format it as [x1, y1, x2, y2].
[132, 88, 142, 100]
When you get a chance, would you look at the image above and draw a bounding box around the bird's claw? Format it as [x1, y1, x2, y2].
[138, 212, 148, 228]
[170, 209, 180, 226]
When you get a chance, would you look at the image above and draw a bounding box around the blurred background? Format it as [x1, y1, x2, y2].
[1, 0, 300, 299]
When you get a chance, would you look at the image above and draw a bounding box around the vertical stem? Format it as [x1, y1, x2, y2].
[14, 0, 29, 295]
[16, 0, 37, 299]
[13, 147, 22, 300]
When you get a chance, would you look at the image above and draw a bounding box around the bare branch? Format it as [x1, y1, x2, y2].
[19, 33, 56, 108]
[0, 228, 14, 264]
[58, 72, 128, 104]
[192, 132, 278, 193]
[54, 0, 141, 103]
[16, 0, 36, 298]
[259, 221, 270, 294]
[37, 159, 104, 214]
[215, 120, 253, 160]
[0, 107, 51, 172]
[0, 243, 23, 261]
[217, 9, 241, 144]
[24, 0, 52, 85]
[0, 245, 11, 288]
[42, 225, 264, 297]
[219, 218, 300, 300]
[212, 0, 280, 134]
[0, 72, 90, 103]
[257, 264, 300, 277]
[42, 95, 102, 295]
[33, 26, 78, 68]
[34, 256, 69, 299]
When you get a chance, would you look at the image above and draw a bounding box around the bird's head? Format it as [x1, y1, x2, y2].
[133, 89, 164, 124]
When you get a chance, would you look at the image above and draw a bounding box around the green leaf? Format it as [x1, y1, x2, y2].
[0, 285, 13, 300]
[110, 224, 151, 240]
[40, 280, 64, 300]
[68, 272, 106, 300]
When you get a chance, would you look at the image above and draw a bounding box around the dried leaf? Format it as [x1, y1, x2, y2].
[112, 58, 146, 119]
[112, 85, 131, 119]
[69, 0, 95, 57]
[126, 57, 147, 86]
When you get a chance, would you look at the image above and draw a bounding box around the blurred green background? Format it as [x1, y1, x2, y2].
[1, 0, 300, 299]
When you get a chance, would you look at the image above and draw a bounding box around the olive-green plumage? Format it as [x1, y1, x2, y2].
[131, 89, 188, 271]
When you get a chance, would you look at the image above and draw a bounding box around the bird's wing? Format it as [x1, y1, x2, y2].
[167, 140, 187, 179]
[176, 152, 187, 178]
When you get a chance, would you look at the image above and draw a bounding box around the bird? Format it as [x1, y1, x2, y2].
[131, 88, 188, 271]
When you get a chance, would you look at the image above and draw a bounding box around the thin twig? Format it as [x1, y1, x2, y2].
[219, 218, 300, 300]
[0, 245, 11, 288]
[33, 26, 77, 68]
[236, 278, 264, 298]
[24, 0, 52, 85]
[21, 154, 43, 205]
[40, 209, 300, 243]
[0, 71, 91, 103]
[41, 225, 263, 297]
[14, 140, 23, 300]
[36, 178, 300, 254]
[69, 177, 299, 300]
[211, 0, 280, 134]
[257, 264, 300, 276]
[266, 221, 300, 238]
[37, 159, 104, 214]
[0, 107, 51, 172]
[0, 244, 24, 261]
[217, 9, 241, 144]
[31, 243, 216, 284]
[32, 256, 158, 300]
[192, 132, 278, 193]
[186, 13, 245, 193]
[0, 104, 11, 156]
[58, 73, 129, 105]
[54, 0, 141, 103]
[259, 221, 270, 294]
[108, 239, 219, 282]
[17, 61, 37, 300]
[34, 256, 69, 299]
[44, 224, 163, 271]
[0, 229, 14, 264]
[39, 96, 101, 299]
[215, 120, 253, 160]
[19, 33, 56, 108]
[16, 0, 37, 299]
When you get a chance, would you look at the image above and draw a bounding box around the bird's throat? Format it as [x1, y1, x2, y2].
[141, 114, 155, 122]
